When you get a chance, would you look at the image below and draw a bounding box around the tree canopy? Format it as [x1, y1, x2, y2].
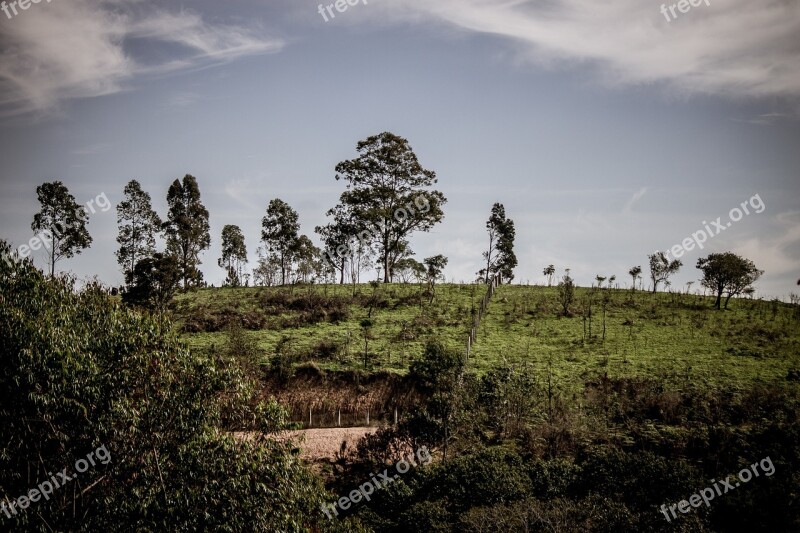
[696, 252, 763, 309]
[333, 132, 446, 283]
[163, 175, 210, 289]
[31, 181, 92, 277]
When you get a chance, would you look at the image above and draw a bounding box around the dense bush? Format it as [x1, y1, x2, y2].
[0, 245, 361, 532]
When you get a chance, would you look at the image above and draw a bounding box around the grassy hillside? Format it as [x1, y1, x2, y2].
[172, 283, 800, 395]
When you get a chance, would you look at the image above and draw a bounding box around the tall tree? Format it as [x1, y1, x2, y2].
[163, 175, 210, 289]
[292, 235, 320, 283]
[628, 266, 642, 291]
[218, 225, 248, 287]
[648, 252, 682, 293]
[116, 180, 162, 281]
[31, 181, 92, 277]
[334, 132, 446, 283]
[696, 252, 763, 309]
[543, 264, 556, 287]
[261, 198, 300, 285]
[477, 203, 517, 284]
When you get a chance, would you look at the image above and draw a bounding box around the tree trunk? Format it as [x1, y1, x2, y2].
[724, 292, 733, 309]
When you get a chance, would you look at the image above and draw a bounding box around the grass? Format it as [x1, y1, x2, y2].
[172, 283, 800, 394]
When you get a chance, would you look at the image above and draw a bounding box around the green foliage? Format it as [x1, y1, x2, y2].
[334, 132, 447, 283]
[696, 252, 763, 309]
[648, 251, 682, 293]
[163, 175, 211, 289]
[262, 198, 300, 286]
[31, 180, 92, 276]
[122, 252, 181, 322]
[557, 270, 575, 316]
[219, 224, 248, 287]
[477, 202, 517, 283]
[0, 243, 354, 531]
[116, 179, 162, 280]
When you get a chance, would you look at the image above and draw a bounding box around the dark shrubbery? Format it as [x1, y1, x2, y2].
[0, 245, 361, 532]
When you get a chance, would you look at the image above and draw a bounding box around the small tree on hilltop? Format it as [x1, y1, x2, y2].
[696, 252, 763, 309]
[557, 269, 575, 317]
[477, 203, 517, 284]
[648, 252, 682, 294]
[424, 254, 448, 303]
[218, 224, 248, 287]
[629, 265, 642, 292]
[543, 264, 556, 287]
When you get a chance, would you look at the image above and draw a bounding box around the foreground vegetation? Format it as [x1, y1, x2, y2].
[3, 249, 798, 531]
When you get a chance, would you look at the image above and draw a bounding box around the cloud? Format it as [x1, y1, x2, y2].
[0, 0, 283, 115]
[622, 187, 648, 214]
[378, 0, 800, 99]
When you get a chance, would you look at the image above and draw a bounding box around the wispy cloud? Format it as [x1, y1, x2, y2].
[0, 0, 283, 115]
[623, 187, 648, 214]
[377, 0, 800, 99]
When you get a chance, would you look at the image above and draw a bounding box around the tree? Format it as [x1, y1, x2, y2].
[360, 318, 374, 369]
[334, 132, 446, 283]
[543, 265, 556, 287]
[477, 203, 517, 284]
[629, 266, 642, 291]
[648, 252, 682, 293]
[395, 257, 426, 284]
[218, 225, 248, 287]
[121, 253, 181, 327]
[292, 234, 320, 283]
[424, 254, 448, 303]
[557, 269, 575, 317]
[0, 249, 361, 532]
[261, 199, 299, 285]
[163, 175, 210, 289]
[315, 204, 356, 284]
[409, 341, 465, 461]
[31, 181, 92, 277]
[253, 247, 281, 287]
[116, 180, 162, 281]
[696, 252, 763, 309]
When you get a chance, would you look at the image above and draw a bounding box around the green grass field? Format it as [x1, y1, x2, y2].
[172, 283, 800, 395]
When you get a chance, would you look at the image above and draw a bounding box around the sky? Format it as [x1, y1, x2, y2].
[0, 0, 798, 298]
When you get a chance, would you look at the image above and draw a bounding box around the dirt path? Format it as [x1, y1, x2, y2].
[287, 427, 377, 460]
[235, 426, 377, 461]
